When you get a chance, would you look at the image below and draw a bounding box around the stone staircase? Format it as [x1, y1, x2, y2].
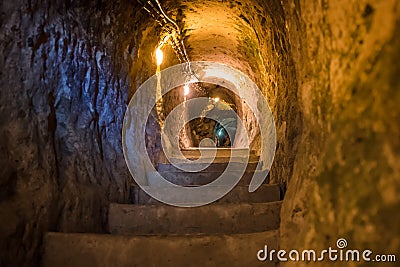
[42, 148, 281, 267]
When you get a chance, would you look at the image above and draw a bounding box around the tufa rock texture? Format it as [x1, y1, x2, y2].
[0, 1, 146, 266]
[280, 0, 400, 266]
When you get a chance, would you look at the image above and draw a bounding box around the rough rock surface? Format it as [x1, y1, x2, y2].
[0, 1, 144, 266]
[280, 1, 400, 266]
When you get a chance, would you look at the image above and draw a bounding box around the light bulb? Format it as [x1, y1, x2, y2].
[214, 97, 220, 103]
[156, 47, 164, 66]
[184, 84, 190, 96]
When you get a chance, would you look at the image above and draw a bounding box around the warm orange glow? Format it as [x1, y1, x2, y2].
[156, 47, 164, 66]
[184, 84, 190, 96]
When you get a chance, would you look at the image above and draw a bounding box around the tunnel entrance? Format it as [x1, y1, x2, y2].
[127, 61, 276, 207]
[138, 59, 276, 192]
[145, 82, 242, 167]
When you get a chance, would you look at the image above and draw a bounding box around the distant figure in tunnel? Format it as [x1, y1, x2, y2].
[213, 118, 237, 147]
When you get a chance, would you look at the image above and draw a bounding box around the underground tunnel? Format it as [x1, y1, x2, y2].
[0, 0, 399, 266]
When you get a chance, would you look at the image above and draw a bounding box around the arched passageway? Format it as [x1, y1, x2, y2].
[0, 0, 399, 266]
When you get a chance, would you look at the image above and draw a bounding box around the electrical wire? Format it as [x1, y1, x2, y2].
[136, 0, 203, 90]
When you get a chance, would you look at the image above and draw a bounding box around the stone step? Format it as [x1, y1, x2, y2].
[43, 231, 278, 267]
[168, 154, 260, 164]
[179, 147, 255, 158]
[157, 161, 262, 173]
[147, 169, 270, 186]
[108, 202, 281, 235]
[131, 184, 281, 205]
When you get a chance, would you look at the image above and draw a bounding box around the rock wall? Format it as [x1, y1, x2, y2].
[0, 1, 144, 266]
[280, 0, 400, 265]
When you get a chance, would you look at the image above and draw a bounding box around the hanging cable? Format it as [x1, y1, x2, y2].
[136, 0, 203, 91]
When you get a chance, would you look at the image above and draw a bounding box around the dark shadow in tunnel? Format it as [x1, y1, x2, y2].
[184, 83, 240, 148]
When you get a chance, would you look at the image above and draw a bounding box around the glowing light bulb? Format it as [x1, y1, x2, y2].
[214, 97, 220, 103]
[156, 47, 164, 66]
[184, 84, 190, 96]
